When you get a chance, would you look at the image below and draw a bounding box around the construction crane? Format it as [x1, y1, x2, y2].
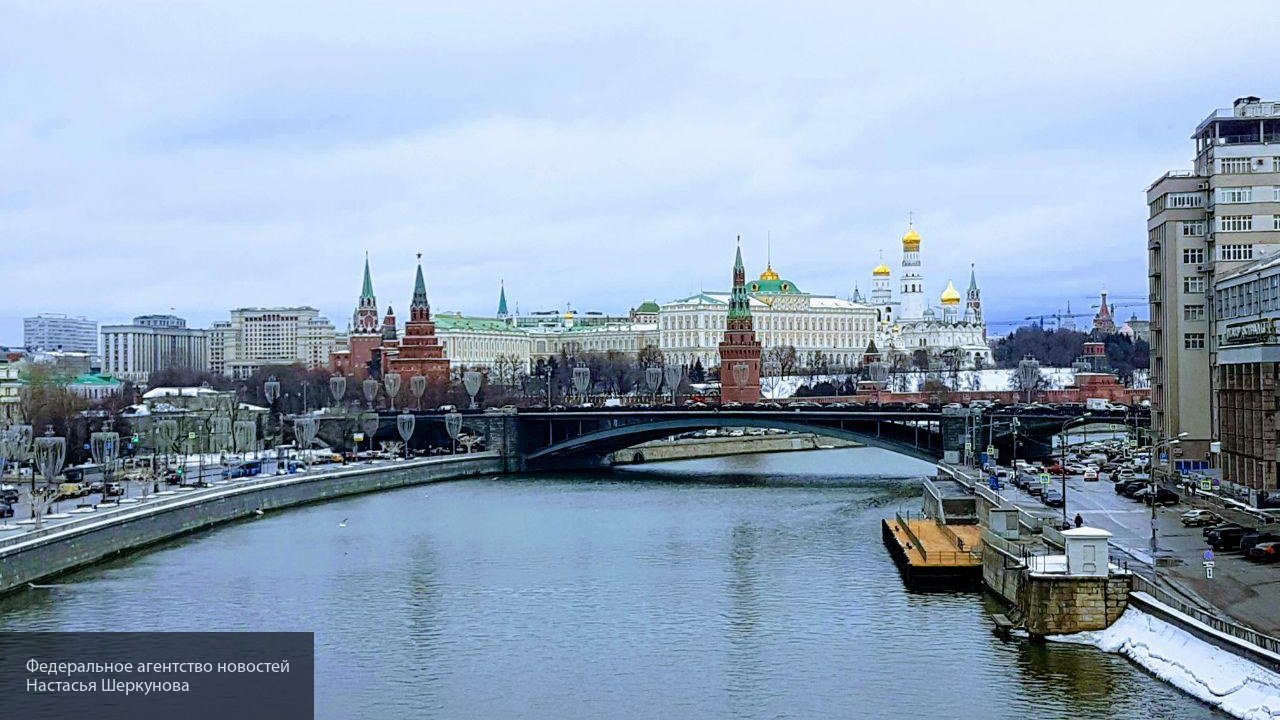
[1023, 311, 1093, 329]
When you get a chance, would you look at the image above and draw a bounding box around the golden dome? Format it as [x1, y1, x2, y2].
[902, 226, 921, 252]
[872, 262, 891, 277]
[759, 264, 780, 281]
[940, 280, 961, 305]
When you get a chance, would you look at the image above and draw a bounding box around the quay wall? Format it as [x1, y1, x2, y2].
[0, 454, 502, 595]
[611, 434, 858, 464]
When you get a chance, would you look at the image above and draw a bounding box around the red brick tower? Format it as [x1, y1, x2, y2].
[385, 254, 450, 389]
[332, 253, 384, 378]
[718, 240, 762, 404]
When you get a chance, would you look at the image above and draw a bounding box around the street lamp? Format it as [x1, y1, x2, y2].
[572, 365, 590, 405]
[444, 411, 462, 455]
[410, 375, 428, 411]
[645, 366, 662, 405]
[396, 413, 416, 460]
[32, 426, 66, 528]
[664, 365, 683, 407]
[384, 372, 402, 412]
[329, 375, 347, 410]
[1059, 413, 1091, 528]
[1150, 431, 1188, 553]
[464, 371, 483, 410]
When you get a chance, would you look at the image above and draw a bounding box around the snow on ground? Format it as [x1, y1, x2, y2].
[1052, 605, 1280, 719]
[761, 367, 1087, 399]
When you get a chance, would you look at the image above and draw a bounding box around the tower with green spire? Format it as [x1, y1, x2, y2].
[497, 281, 510, 319]
[353, 252, 380, 333]
[719, 237, 762, 404]
[385, 252, 450, 392]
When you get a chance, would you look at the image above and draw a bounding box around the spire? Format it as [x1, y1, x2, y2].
[411, 253, 428, 310]
[728, 239, 751, 321]
[361, 252, 375, 301]
[497, 280, 509, 317]
[968, 263, 978, 291]
[734, 236, 744, 271]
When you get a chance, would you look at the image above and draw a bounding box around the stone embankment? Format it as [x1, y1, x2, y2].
[0, 454, 502, 595]
[611, 433, 858, 464]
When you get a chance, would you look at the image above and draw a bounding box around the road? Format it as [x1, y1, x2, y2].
[987, 467, 1280, 635]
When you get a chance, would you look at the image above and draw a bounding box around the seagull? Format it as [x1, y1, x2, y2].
[339, 518, 348, 528]
[253, 508, 264, 517]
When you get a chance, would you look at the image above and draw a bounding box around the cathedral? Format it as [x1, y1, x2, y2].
[866, 225, 993, 369]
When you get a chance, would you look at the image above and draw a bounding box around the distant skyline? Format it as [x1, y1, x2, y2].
[4, 2, 1277, 344]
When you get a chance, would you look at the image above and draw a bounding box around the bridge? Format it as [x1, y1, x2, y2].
[489, 406, 1148, 471]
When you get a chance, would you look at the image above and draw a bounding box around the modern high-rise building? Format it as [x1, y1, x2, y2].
[208, 307, 336, 379]
[23, 313, 97, 354]
[100, 314, 209, 384]
[1147, 95, 1280, 478]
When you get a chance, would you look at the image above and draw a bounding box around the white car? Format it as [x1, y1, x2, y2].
[1083, 469, 1100, 481]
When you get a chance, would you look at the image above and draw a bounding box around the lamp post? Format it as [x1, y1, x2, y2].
[1059, 413, 1091, 527]
[645, 366, 662, 405]
[1150, 431, 1188, 553]
[384, 372, 402, 412]
[410, 375, 428, 411]
[464, 371, 483, 410]
[263, 376, 282, 474]
[362, 377, 379, 410]
[396, 413, 416, 460]
[329, 375, 347, 410]
[664, 365, 683, 407]
[32, 427, 66, 528]
[572, 365, 590, 406]
[90, 422, 121, 502]
[444, 411, 462, 455]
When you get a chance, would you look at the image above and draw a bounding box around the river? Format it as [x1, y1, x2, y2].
[0, 448, 1221, 719]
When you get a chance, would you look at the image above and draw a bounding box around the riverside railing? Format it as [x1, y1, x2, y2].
[1130, 573, 1280, 656]
[0, 453, 499, 552]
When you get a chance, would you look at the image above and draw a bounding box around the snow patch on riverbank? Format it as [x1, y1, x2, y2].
[1052, 608, 1280, 719]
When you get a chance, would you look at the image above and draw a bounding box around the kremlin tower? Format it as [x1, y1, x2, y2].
[384, 254, 450, 390]
[333, 254, 384, 378]
[718, 240, 762, 404]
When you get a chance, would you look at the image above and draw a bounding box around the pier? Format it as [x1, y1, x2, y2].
[881, 511, 982, 588]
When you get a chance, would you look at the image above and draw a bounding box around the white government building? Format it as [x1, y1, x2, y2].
[429, 225, 991, 374]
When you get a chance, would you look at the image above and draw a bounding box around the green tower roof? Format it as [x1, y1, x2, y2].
[360, 253, 375, 301]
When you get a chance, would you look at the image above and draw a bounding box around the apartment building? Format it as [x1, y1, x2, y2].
[1148, 96, 1280, 479]
[208, 307, 336, 379]
[100, 314, 209, 384]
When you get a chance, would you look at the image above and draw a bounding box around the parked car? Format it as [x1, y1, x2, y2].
[1042, 488, 1064, 507]
[56, 482, 88, 501]
[1027, 482, 1045, 497]
[1248, 541, 1280, 562]
[1116, 468, 1136, 480]
[1210, 526, 1254, 551]
[1180, 509, 1220, 527]
[0, 502, 13, 518]
[0, 485, 18, 504]
[1238, 531, 1280, 554]
[1082, 469, 1100, 481]
[1140, 487, 1179, 506]
[1204, 522, 1245, 540]
[1118, 481, 1149, 498]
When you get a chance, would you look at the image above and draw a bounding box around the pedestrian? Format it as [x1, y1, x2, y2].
[1074, 513, 1084, 529]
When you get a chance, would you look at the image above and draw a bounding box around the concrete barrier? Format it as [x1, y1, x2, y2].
[0, 454, 502, 595]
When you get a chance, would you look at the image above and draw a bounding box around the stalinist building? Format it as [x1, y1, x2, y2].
[867, 225, 992, 368]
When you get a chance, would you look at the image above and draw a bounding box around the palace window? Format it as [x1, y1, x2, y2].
[1183, 333, 1205, 350]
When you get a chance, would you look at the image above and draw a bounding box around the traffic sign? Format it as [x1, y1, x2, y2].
[1200, 478, 1212, 491]
[1039, 473, 1051, 484]
[187, 432, 196, 440]
[1203, 560, 1215, 579]
[1203, 550, 1214, 562]
[353, 433, 365, 442]
[986, 445, 995, 456]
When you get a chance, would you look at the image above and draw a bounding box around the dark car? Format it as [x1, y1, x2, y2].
[1119, 481, 1149, 498]
[1238, 531, 1280, 554]
[1140, 487, 1179, 506]
[1204, 522, 1245, 540]
[1027, 482, 1045, 497]
[0, 487, 18, 504]
[1211, 526, 1254, 551]
[0, 503, 13, 518]
[1042, 489, 1064, 507]
[1248, 542, 1280, 562]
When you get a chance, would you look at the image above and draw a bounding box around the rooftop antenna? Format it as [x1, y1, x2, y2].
[908, 210, 914, 227]
[767, 230, 772, 266]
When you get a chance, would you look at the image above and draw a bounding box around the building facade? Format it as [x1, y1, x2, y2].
[100, 314, 209, 384]
[1213, 251, 1280, 499]
[209, 307, 336, 379]
[23, 313, 97, 354]
[1147, 96, 1280, 475]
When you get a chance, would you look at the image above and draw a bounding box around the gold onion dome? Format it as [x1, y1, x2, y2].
[759, 264, 780, 281]
[872, 262, 891, 277]
[902, 226, 921, 252]
[940, 280, 961, 305]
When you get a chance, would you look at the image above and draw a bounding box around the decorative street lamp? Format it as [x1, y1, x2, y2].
[1017, 356, 1041, 404]
[384, 372, 403, 412]
[360, 412, 380, 459]
[90, 422, 121, 501]
[264, 376, 283, 474]
[444, 411, 462, 454]
[1058, 413, 1091, 528]
[294, 417, 318, 469]
[663, 365, 683, 407]
[396, 413, 416, 461]
[233, 419, 257, 468]
[645, 367, 662, 404]
[329, 375, 347, 409]
[362, 377, 379, 409]
[410, 375, 428, 411]
[572, 365, 590, 405]
[153, 419, 178, 492]
[33, 426, 66, 528]
[463, 371, 483, 410]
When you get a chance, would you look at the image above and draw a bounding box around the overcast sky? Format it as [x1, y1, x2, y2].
[3, 1, 1277, 343]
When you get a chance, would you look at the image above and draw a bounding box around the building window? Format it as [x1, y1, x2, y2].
[1218, 187, 1252, 204]
[1218, 244, 1254, 261]
[1183, 305, 1205, 321]
[1274, 215, 1280, 231]
[1166, 192, 1204, 209]
[1183, 333, 1205, 350]
[1218, 215, 1253, 232]
[1220, 157, 1252, 174]
[1181, 248, 1204, 264]
[1181, 220, 1206, 237]
[1183, 276, 1205, 294]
